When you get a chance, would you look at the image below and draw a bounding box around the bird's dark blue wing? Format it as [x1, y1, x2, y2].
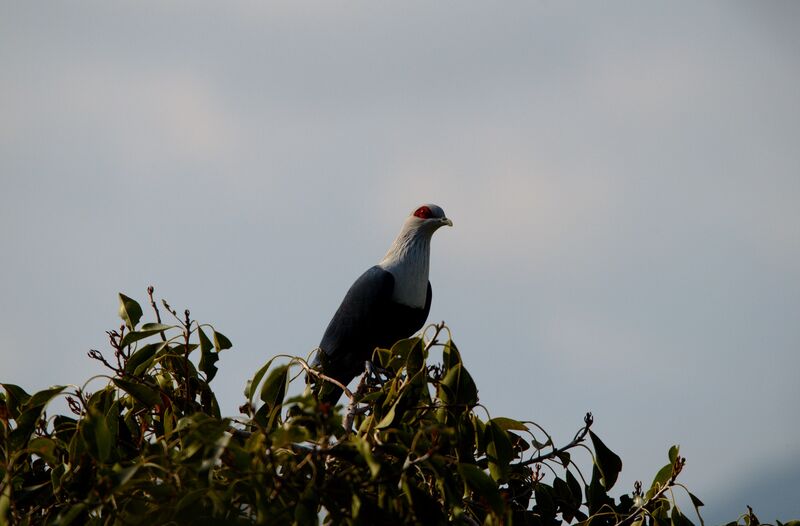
[317, 266, 395, 369]
[315, 266, 433, 403]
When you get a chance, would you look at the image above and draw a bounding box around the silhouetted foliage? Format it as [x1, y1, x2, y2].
[1, 289, 795, 525]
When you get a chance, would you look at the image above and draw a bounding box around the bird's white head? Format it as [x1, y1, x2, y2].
[404, 204, 453, 232]
[379, 204, 451, 307]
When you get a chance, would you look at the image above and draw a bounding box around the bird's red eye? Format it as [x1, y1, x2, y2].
[413, 206, 433, 219]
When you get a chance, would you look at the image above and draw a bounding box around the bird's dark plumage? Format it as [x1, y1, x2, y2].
[316, 266, 431, 402]
[313, 204, 450, 404]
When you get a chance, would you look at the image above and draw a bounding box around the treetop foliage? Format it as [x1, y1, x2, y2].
[0, 289, 794, 525]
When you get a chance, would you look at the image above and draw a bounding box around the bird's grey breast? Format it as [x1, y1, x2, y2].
[380, 260, 429, 308]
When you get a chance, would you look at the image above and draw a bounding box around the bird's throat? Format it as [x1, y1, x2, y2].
[378, 231, 431, 309]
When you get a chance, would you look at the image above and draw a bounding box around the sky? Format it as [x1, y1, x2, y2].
[1, 2, 799, 523]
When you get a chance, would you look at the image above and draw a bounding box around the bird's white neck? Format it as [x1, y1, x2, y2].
[378, 221, 432, 309]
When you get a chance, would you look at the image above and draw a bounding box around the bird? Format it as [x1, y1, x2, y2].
[313, 204, 452, 404]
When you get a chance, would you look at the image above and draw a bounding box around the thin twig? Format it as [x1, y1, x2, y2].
[147, 285, 167, 342]
[295, 358, 354, 400]
[343, 369, 370, 435]
[423, 321, 446, 355]
[183, 309, 192, 408]
[518, 412, 593, 467]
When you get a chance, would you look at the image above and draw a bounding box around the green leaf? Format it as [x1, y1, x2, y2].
[213, 330, 232, 351]
[650, 462, 673, 491]
[485, 420, 513, 482]
[93, 409, 112, 462]
[118, 293, 143, 331]
[669, 444, 680, 464]
[118, 324, 172, 348]
[405, 337, 426, 374]
[589, 430, 622, 490]
[28, 437, 58, 464]
[671, 505, 696, 526]
[245, 356, 278, 404]
[376, 393, 402, 429]
[354, 437, 381, 479]
[458, 463, 503, 514]
[113, 378, 161, 407]
[198, 326, 219, 382]
[566, 469, 583, 504]
[111, 464, 141, 488]
[271, 422, 311, 447]
[440, 362, 478, 407]
[27, 385, 67, 409]
[124, 341, 167, 375]
[489, 416, 528, 431]
[55, 502, 87, 525]
[2, 383, 31, 417]
[0, 491, 9, 526]
[687, 491, 705, 526]
[294, 484, 319, 526]
[198, 325, 213, 354]
[688, 491, 704, 508]
[586, 464, 615, 514]
[259, 365, 288, 427]
[8, 385, 66, 449]
[442, 339, 462, 370]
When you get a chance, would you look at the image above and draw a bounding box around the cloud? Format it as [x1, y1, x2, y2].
[1, 61, 242, 170]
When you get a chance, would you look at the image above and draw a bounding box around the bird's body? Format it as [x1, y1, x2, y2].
[314, 204, 452, 403]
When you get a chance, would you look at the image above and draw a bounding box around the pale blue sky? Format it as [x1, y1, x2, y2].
[2, 2, 799, 522]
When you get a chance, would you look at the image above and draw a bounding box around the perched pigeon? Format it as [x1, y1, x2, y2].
[314, 204, 452, 403]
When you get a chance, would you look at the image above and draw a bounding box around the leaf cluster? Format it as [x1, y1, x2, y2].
[0, 291, 792, 525]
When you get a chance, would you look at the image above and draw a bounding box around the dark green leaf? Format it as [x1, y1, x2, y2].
[118, 293, 143, 331]
[56, 502, 87, 525]
[28, 437, 58, 464]
[486, 420, 513, 482]
[566, 469, 583, 504]
[27, 385, 68, 409]
[489, 416, 528, 431]
[405, 337, 426, 374]
[669, 444, 680, 464]
[118, 324, 172, 348]
[589, 430, 622, 490]
[113, 378, 161, 407]
[586, 464, 615, 514]
[124, 341, 167, 375]
[650, 462, 673, 491]
[93, 409, 112, 462]
[8, 385, 66, 449]
[534, 483, 556, 516]
[246, 356, 278, 403]
[259, 365, 288, 426]
[198, 327, 219, 382]
[459, 463, 503, 514]
[111, 464, 141, 487]
[671, 505, 695, 526]
[213, 330, 232, 351]
[688, 491, 704, 508]
[440, 362, 478, 407]
[295, 485, 319, 526]
[354, 436, 381, 478]
[2, 383, 31, 416]
[442, 339, 462, 370]
[198, 326, 213, 354]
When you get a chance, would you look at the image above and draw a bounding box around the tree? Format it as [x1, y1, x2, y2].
[0, 289, 793, 525]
